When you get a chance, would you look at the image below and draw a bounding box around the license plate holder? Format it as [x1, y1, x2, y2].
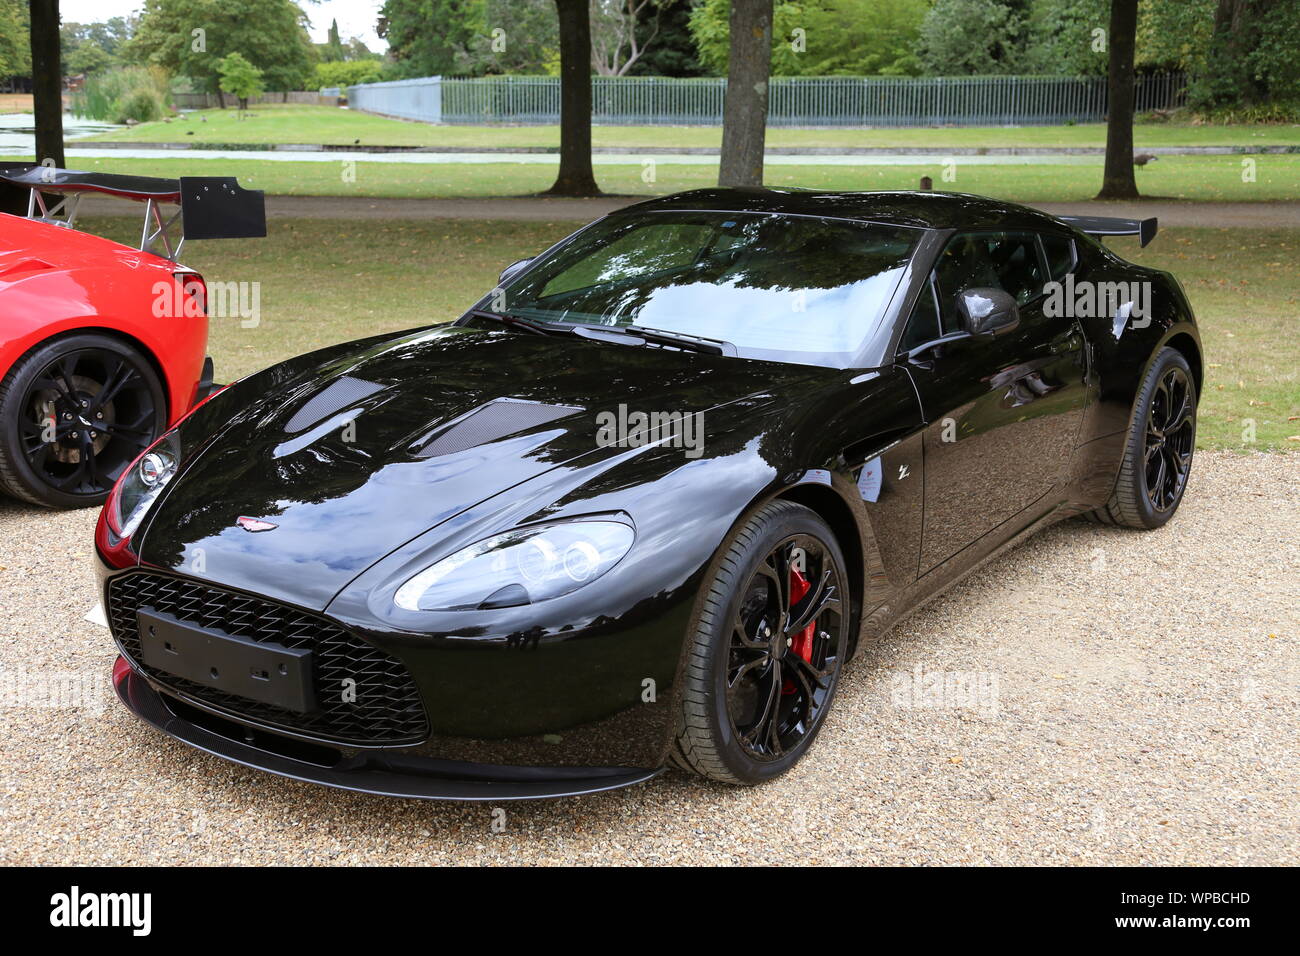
[137, 607, 315, 713]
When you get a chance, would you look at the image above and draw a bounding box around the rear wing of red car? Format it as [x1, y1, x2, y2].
[1057, 214, 1158, 248]
[0, 165, 265, 260]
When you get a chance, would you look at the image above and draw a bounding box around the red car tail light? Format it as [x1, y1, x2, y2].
[175, 269, 206, 316]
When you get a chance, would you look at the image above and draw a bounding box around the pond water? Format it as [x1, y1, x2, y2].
[0, 114, 121, 154]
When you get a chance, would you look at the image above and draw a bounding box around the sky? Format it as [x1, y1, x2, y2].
[58, 0, 390, 52]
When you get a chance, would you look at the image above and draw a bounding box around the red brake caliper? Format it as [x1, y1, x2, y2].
[783, 568, 816, 694]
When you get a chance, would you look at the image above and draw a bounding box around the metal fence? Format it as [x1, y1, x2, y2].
[344, 72, 1186, 127]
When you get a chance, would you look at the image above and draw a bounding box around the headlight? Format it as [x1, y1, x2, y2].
[394, 519, 636, 612]
[105, 431, 181, 538]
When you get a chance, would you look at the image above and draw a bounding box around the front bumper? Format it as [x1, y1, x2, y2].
[114, 658, 662, 801]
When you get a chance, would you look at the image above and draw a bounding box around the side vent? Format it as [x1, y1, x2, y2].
[284, 376, 384, 433]
[415, 399, 581, 458]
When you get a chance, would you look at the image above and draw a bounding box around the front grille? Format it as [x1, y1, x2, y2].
[108, 571, 429, 746]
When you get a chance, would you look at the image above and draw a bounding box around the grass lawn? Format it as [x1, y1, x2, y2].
[81, 104, 1300, 150]
[56, 153, 1300, 202]
[79, 216, 1299, 451]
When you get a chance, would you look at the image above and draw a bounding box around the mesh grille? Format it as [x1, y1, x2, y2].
[417, 399, 581, 458]
[285, 376, 384, 433]
[108, 571, 429, 746]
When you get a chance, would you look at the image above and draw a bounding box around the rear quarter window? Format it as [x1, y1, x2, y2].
[1041, 234, 1077, 281]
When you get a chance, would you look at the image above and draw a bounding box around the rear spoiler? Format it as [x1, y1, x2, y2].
[1057, 215, 1158, 248]
[0, 164, 265, 260]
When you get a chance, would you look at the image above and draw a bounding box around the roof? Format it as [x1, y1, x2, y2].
[619, 188, 1069, 233]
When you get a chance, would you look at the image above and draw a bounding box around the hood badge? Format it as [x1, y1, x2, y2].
[236, 516, 278, 533]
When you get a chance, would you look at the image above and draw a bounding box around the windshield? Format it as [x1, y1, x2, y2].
[491, 211, 922, 366]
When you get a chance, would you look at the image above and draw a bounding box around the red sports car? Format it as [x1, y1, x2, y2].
[0, 166, 263, 507]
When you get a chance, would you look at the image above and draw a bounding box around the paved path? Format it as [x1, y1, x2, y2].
[79, 193, 1300, 227]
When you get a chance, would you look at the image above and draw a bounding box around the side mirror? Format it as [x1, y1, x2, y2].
[956, 287, 1020, 338]
[499, 257, 533, 285]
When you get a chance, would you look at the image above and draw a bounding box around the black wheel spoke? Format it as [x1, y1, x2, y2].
[787, 651, 831, 690]
[742, 666, 782, 753]
[725, 530, 846, 763]
[15, 347, 160, 500]
[728, 656, 768, 689]
[788, 571, 838, 636]
[91, 360, 140, 410]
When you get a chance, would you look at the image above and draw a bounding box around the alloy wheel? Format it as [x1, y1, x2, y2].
[19, 348, 160, 498]
[1143, 365, 1195, 513]
[725, 534, 845, 761]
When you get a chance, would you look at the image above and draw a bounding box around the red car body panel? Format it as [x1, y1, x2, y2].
[0, 211, 209, 425]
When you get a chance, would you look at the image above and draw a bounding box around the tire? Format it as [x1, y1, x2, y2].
[0, 334, 167, 509]
[672, 500, 850, 785]
[1089, 346, 1197, 529]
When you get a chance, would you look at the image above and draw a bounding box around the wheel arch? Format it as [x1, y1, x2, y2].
[1162, 329, 1203, 399]
[2, 325, 172, 422]
[768, 479, 870, 657]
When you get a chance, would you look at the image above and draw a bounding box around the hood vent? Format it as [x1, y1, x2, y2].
[285, 376, 384, 433]
[415, 398, 582, 459]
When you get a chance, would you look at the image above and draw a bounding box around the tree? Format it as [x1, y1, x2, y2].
[1097, 0, 1140, 199]
[1136, 0, 1216, 72]
[546, 0, 601, 196]
[628, 0, 702, 75]
[61, 19, 132, 75]
[218, 51, 265, 111]
[463, 0, 558, 75]
[691, 0, 926, 76]
[1188, 0, 1300, 112]
[30, 0, 64, 168]
[344, 37, 379, 61]
[590, 0, 674, 76]
[718, 0, 772, 187]
[324, 18, 345, 61]
[379, 0, 479, 77]
[0, 0, 32, 80]
[915, 0, 1029, 75]
[126, 0, 314, 95]
[315, 59, 383, 89]
[1022, 0, 1110, 75]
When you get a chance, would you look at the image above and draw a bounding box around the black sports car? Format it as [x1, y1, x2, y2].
[97, 189, 1201, 799]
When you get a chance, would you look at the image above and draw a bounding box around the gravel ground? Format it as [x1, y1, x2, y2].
[0, 451, 1294, 865]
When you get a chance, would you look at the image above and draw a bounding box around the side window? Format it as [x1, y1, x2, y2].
[899, 277, 941, 352]
[1041, 234, 1077, 281]
[933, 232, 1046, 332]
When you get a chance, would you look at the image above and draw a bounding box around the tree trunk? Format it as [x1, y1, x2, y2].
[29, 0, 65, 169]
[545, 0, 600, 197]
[718, 0, 773, 188]
[1096, 0, 1139, 200]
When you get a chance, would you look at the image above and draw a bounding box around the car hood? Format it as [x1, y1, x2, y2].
[138, 325, 820, 609]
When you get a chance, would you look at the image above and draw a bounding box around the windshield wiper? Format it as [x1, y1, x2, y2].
[466, 309, 559, 336]
[622, 325, 737, 357]
[468, 310, 736, 357]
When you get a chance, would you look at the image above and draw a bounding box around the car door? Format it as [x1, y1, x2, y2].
[898, 230, 1089, 574]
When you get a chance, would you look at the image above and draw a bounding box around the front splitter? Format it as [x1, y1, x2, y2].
[114, 659, 663, 801]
